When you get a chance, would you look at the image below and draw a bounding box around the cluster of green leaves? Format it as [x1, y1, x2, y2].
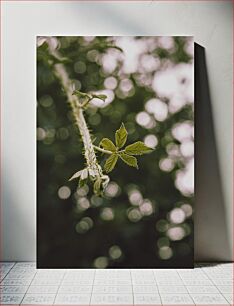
[98, 123, 154, 173]
[68, 123, 153, 193]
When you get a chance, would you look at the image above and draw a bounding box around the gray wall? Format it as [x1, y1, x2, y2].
[2, 1, 232, 261]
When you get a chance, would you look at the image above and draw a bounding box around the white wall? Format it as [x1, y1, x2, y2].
[2, 1, 232, 261]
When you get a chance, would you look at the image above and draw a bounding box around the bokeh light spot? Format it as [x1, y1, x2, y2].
[104, 181, 120, 198]
[181, 204, 193, 217]
[128, 189, 143, 206]
[57, 127, 69, 140]
[175, 158, 194, 196]
[104, 76, 118, 90]
[172, 121, 193, 142]
[136, 111, 151, 127]
[77, 197, 90, 211]
[167, 226, 185, 241]
[156, 220, 169, 232]
[127, 208, 142, 222]
[37, 127, 46, 141]
[144, 134, 158, 148]
[76, 186, 89, 197]
[109, 245, 122, 260]
[100, 208, 114, 221]
[180, 140, 194, 158]
[94, 256, 108, 268]
[139, 200, 153, 216]
[159, 246, 173, 260]
[145, 98, 168, 122]
[157, 237, 170, 248]
[58, 186, 71, 200]
[75, 217, 93, 234]
[169, 208, 186, 224]
[159, 158, 174, 172]
[91, 195, 103, 207]
[74, 61, 86, 74]
[39, 95, 53, 108]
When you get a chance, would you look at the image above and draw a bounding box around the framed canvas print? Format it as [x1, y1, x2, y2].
[37, 36, 194, 268]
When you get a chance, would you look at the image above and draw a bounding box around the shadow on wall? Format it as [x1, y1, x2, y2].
[195, 44, 231, 262]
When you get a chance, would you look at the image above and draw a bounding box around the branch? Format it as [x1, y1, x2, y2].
[46, 37, 109, 193]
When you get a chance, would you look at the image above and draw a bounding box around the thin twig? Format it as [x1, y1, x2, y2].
[93, 145, 113, 155]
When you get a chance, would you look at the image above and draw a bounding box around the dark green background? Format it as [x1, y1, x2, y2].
[37, 36, 194, 268]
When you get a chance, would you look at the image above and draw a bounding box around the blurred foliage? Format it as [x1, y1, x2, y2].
[37, 36, 194, 268]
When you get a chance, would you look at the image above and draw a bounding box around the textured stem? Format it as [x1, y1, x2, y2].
[44, 36, 106, 187]
[93, 145, 113, 155]
[53, 63, 102, 179]
[93, 145, 125, 155]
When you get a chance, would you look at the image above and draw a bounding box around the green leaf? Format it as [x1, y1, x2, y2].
[92, 94, 107, 102]
[115, 123, 128, 148]
[125, 141, 154, 155]
[119, 153, 138, 169]
[99, 138, 116, 152]
[68, 170, 83, 181]
[77, 168, 89, 187]
[104, 154, 118, 173]
[80, 168, 88, 180]
[72, 90, 91, 100]
[93, 178, 102, 195]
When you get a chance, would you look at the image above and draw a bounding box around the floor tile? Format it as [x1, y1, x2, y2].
[223, 293, 233, 304]
[217, 285, 233, 293]
[156, 279, 184, 285]
[31, 279, 61, 286]
[0, 262, 15, 269]
[0, 279, 32, 286]
[134, 294, 161, 305]
[190, 293, 229, 305]
[54, 294, 90, 305]
[58, 285, 92, 294]
[132, 279, 156, 285]
[91, 294, 133, 305]
[133, 285, 158, 294]
[0, 272, 10, 280]
[181, 279, 213, 285]
[27, 285, 59, 294]
[186, 285, 219, 293]
[93, 279, 132, 285]
[0, 294, 24, 305]
[158, 285, 187, 294]
[4, 273, 35, 280]
[92, 285, 132, 294]
[63, 274, 93, 280]
[21, 293, 55, 305]
[160, 294, 194, 305]
[14, 262, 36, 268]
[0, 285, 28, 294]
[212, 279, 233, 285]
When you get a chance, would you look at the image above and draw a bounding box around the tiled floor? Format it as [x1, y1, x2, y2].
[0, 262, 233, 305]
